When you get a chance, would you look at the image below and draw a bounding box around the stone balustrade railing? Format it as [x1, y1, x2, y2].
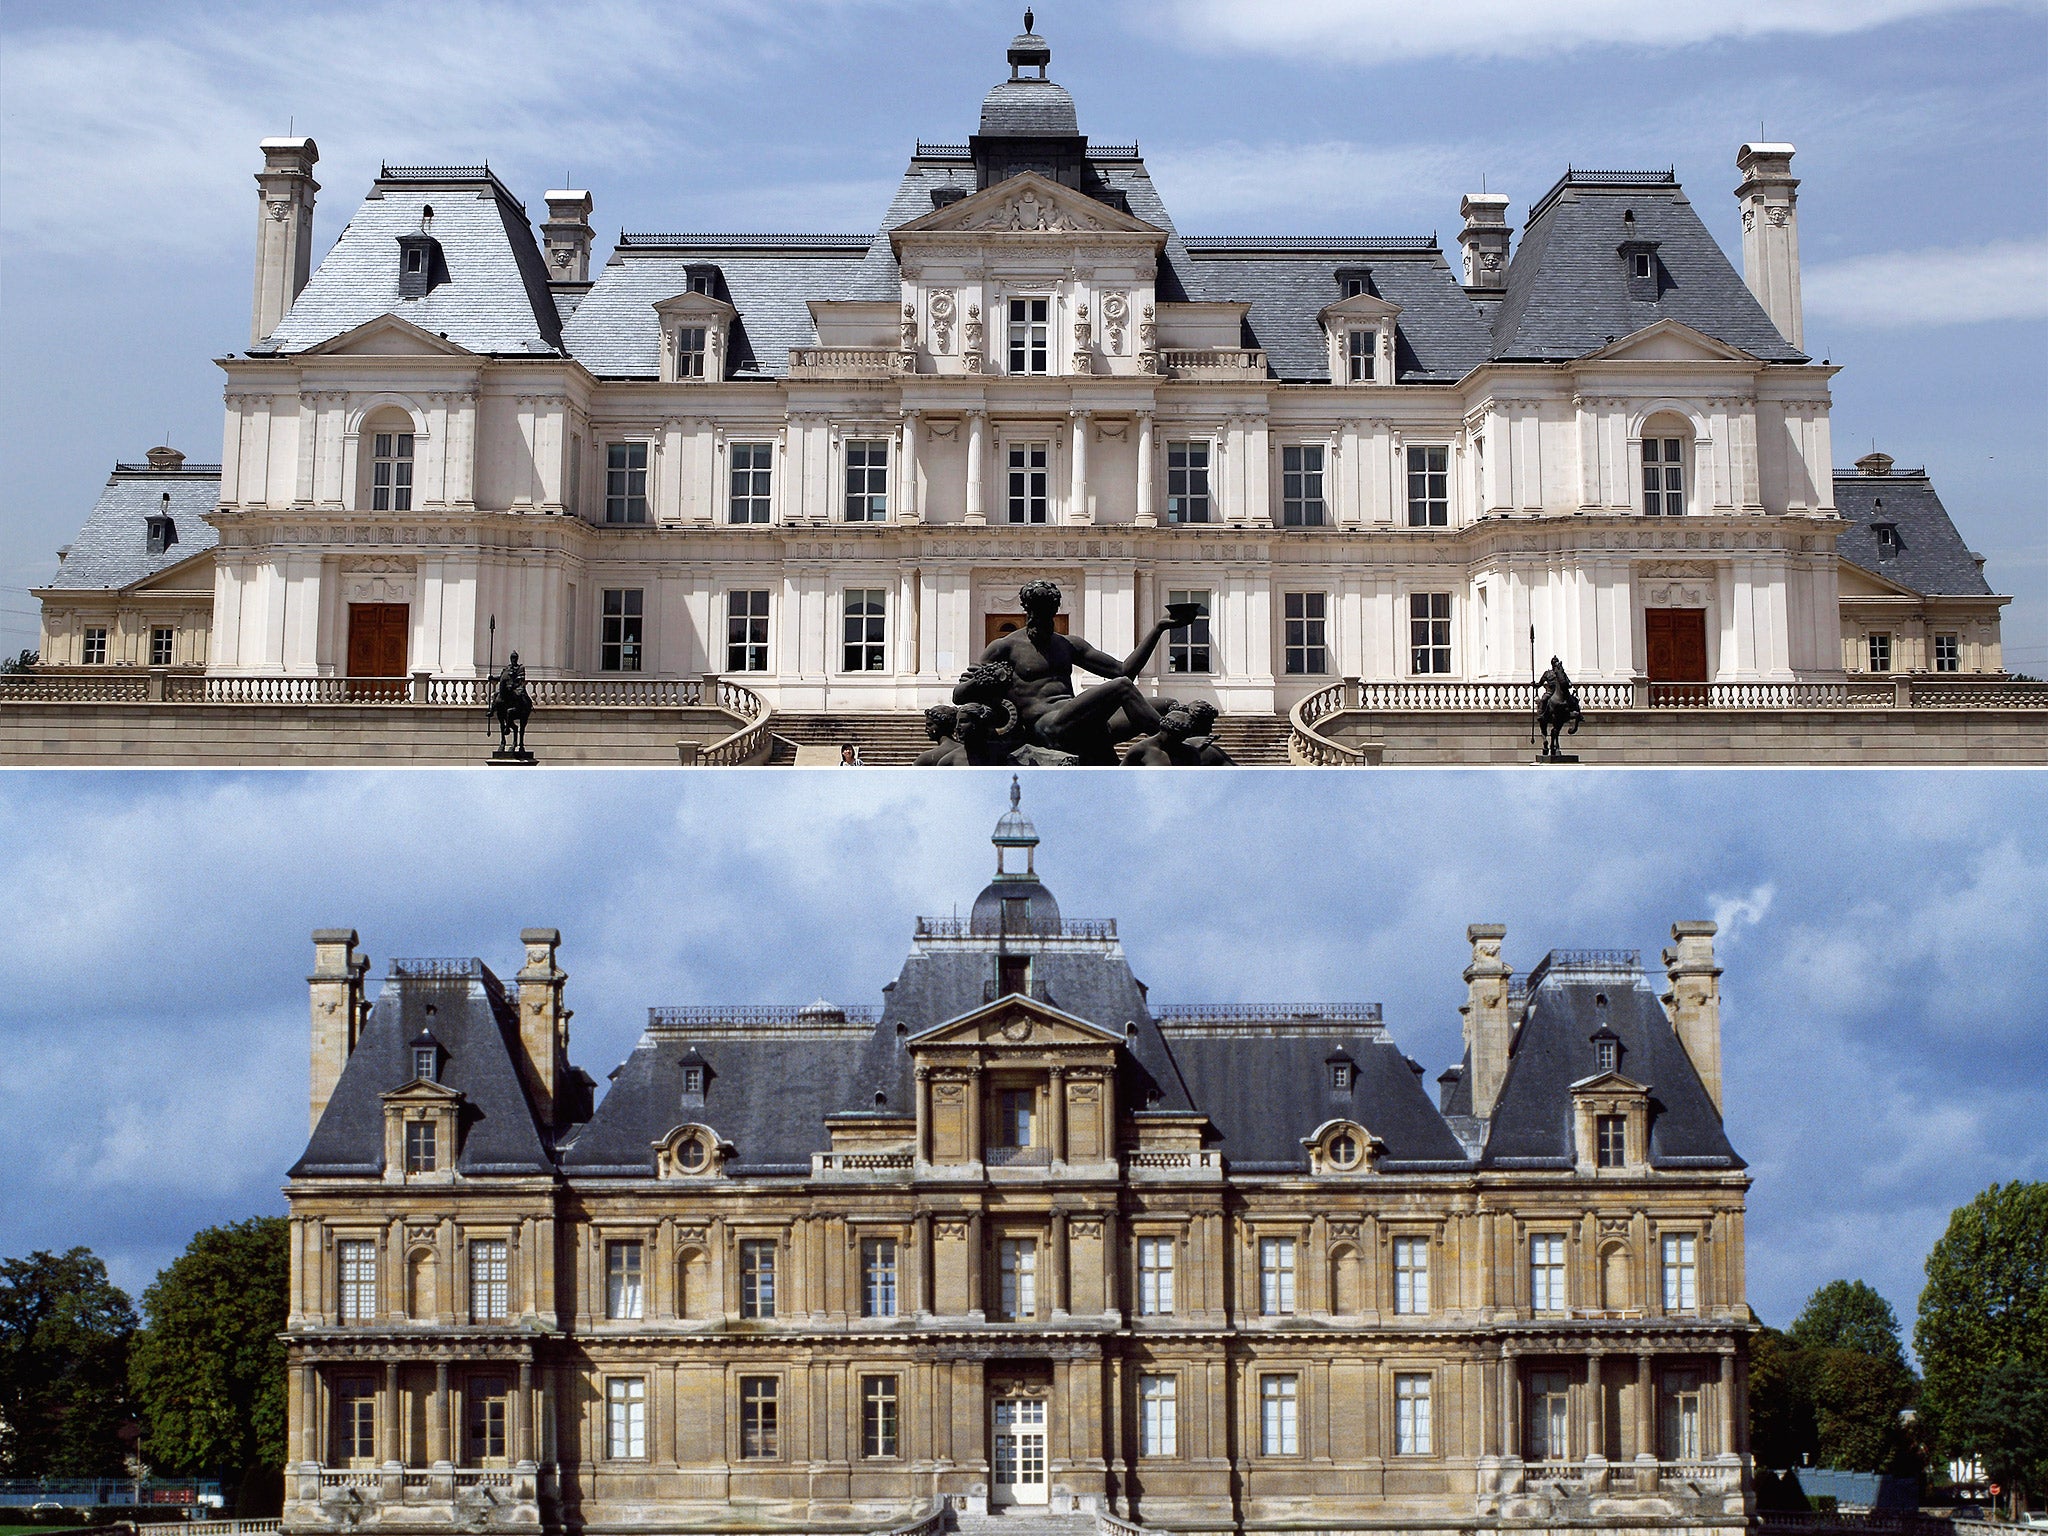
[812, 1150, 914, 1174]
[1159, 347, 1268, 378]
[787, 347, 914, 378]
[182, 1520, 284, 1535]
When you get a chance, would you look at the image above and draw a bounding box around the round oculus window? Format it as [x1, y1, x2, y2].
[1329, 1132, 1358, 1168]
[679, 1138, 706, 1169]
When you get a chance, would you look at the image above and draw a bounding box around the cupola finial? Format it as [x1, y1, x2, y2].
[1024, 7, 1033, 30]
[1007, 10, 1051, 79]
[991, 777, 1040, 881]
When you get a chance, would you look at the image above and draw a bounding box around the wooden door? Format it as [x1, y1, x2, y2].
[984, 613, 1069, 648]
[346, 603, 409, 697]
[1644, 608, 1708, 705]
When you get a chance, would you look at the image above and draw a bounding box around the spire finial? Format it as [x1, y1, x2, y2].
[1024, 8, 1034, 32]
[1010, 774, 1021, 812]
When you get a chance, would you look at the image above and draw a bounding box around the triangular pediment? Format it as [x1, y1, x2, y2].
[910, 993, 1124, 1048]
[383, 1078, 464, 1105]
[1569, 1070, 1650, 1095]
[1318, 291, 1403, 325]
[1836, 560, 1919, 599]
[126, 549, 217, 595]
[893, 170, 1164, 242]
[307, 313, 476, 357]
[653, 291, 737, 322]
[1583, 320, 1755, 364]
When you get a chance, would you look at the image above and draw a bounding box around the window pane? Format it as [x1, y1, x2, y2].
[607, 1241, 644, 1320]
[1282, 443, 1325, 526]
[845, 440, 890, 521]
[1396, 1373, 1432, 1454]
[1166, 589, 1212, 674]
[842, 588, 887, 672]
[740, 1377, 779, 1458]
[1284, 593, 1328, 675]
[338, 1241, 377, 1322]
[1261, 1375, 1298, 1455]
[470, 1240, 508, 1321]
[606, 442, 649, 524]
[1140, 1375, 1177, 1456]
[730, 442, 773, 523]
[1006, 442, 1050, 524]
[861, 1375, 898, 1459]
[607, 1377, 646, 1459]
[1166, 442, 1211, 523]
[740, 1241, 776, 1318]
[862, 1238, 897, 1318]
[726, 590, 769, 672]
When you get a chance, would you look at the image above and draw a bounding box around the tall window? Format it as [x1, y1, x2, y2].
[740, 1240, 776, 1319]
[998, 1238, 1037, 1320]
[83, 627, 108, 665]
[1281, 444, 1326, 526]
[1867, 632, 1893, 673]
[607, 1241, 644, 1320]
[1259, 1237, 1297, 1316]
[1934, 633, 1960, 672]
[1139, 1374, 1177, 1456]
[1595, 1038, 1618, 1074]
[605, 443, 649, 524]
[149, 627, 175, 666]
[1406, 444, 1449, 527]
[739, 1377, 779, 1458]
[1166, 442, 1211, 524]
[469, 1239, 508, 1322]
[1395, 1373, 1433, 1455]
[1347, 328, 1375, 382]
[1166, 590, 1211, 674]
[1393, 1236, 1430, 1315]
[337, 1380, 377, 1465]
[1006, 442, 1050, 523]
[860, 1376, 899, 1459]
[1007, 297, 1050, 373]
[674, 326, 708, 379]
[468, 1377, 508, 1464]
[1260, 1375, 1299, 1456]
[600, 588, 643, 673]
[1662, 1234, 1698, 1311]
[844, 440, 890, 521]
[726, 590, 769, 672]
[1138, 1237, 1176, 1316]
[998, 1088, 1034, 1148]
[729, 442, 772, 523]
[371, 430, 414, 512]
[1643, 437, 1685, 515]
[862, 1238, 898, 1319]
[1283, 592, 1328, 675]
[1597, 1115, 1627, 1168]
[1528, 1370, 1571, 1460]
[842, 589, 886, 672]
[404, 1121, 437, 1174]
[1409, 592, 1452, 674]
[338, 1240, 377, 1323]
[606, 1377, 646, 1458]
[1662, 1369, 1704, 1460]
[1530, 1234, 1567, 1313]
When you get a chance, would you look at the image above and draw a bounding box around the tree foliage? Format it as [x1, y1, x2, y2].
[1792, 1279, 1909, 1371]
[128, 1217, 290, 1491]
[0, 1248, 137, 1476]
[1750, 1283, 1919, 1476]
[1915, 1182, 2048, 1502]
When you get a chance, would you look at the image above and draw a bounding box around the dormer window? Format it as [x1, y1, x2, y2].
[1347, 330, 1375, 383]
[683, 1064, 705, 1095]
[413, 1045, 438, 1082]
[146, 510, 177, 555]
[1328, 1131, 1359, 1168]
[1335, 268, 1373, 299]
[1596, 1038, 1618, 1074]
[405, 1120, 437, 1173]
[1873, 521, 1900, 558]
[395, 233, 444, 299]
[1634, 253, 1652, 280]
[998, 954, 1030, 996]
[678, 1137, 705, 1169]
[1330, 1061, 1353, 1091]
[1596, 1114, 1626, 1168]
[675, 326, 708, 379]
[691, 274, 713, 296]
[653, 290, 735, 384]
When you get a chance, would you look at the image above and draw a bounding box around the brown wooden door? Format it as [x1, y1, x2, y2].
[984, 613, 1069, 648]
[1645, 607, 1708, 705]
[346, 603, 409, 697]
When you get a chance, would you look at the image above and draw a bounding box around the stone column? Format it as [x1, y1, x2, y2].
[431, 1362, 450, 1467]
[967, 1212, 985, 1319]
[517, 1361, 535, 1465]
[966, 1067, 983, 1164]
[1501, 1354, 1519, 1460]
[1051, 1211, 1070, 1316]
[1135, 411, 1156, 526]
[1068, 410, 1092, 524]
[1047, 1067, 1067, 1162]
[1588, 1352, 1605, 1464]
[915, 1067, 932, 1163]
[898, 412, 922, 523]
[1635, 1352, 1657, 1484]
[384, 1361, 401, 1465]
[1717, 1351, 1735, 1458]
[912, 1213, 931, 1316]
[966, 411, 987, 525]
[299, 1363, 318, 1463]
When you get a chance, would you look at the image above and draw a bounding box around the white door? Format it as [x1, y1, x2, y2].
[992, 1397, 1049, 1506]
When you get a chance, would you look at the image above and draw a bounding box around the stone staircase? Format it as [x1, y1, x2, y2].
[948, 1510, 1100, 1536]
[768, 711, 1292, 766]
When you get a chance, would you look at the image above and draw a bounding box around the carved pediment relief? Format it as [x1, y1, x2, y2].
[1317, 290, 1403, 325]
[909, 995, 1123, 1049]
[892, 171, 1165, 247]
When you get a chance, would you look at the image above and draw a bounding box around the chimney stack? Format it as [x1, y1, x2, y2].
[1735, 142, 1802, 349]
[542, 191, 595, 284]
[252, 137, 319, 347]
[515, 928, 571, 1124]
[308, 928, 367, 1131]
[1458, 193, 1513, 292]
[1460, 923, 1515, 1117]
[1662, 920, 1724, 1114]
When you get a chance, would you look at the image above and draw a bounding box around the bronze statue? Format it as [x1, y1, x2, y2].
[1122, 704, 1204, 765]
[487, 650, 533, 758]
[912, 705, 959, 766]
[1534, 655, 1583, 759]
[1180, 700, 1236, 765]
[961, 580, 1195, 765]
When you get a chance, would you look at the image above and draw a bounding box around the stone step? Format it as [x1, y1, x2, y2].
[768, 710, 1292, 766]
[948, 1513, 1099, 1536]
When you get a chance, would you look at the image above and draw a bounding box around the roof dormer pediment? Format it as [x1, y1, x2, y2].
[382, 1077, 465, 1106]
[653, 291, 738, 324]
[305, 312, 476, 357]
[1581, 319, 1756, 364]
[1318, 291, 1403, 326]
[1569, 1069, 1651, 1097]
[892, 170, 1164, 247]
[910, 993, 1124, 1050]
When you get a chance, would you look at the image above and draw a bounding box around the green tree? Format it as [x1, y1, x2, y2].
[1791, 1279, 1909, 1371]
[129, 1218, 290, 1512]
[1917, 1183, 2048, 1511]
[0, 1247, 137, 1476]
[1809, 1346, 1916, 1474]
[1748, 1326, 1819, 1472]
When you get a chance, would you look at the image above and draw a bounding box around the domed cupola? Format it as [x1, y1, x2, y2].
[969, 777, 1064, 935]
[972, 11, 1090, 190]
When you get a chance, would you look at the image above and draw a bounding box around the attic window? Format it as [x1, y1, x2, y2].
[678, 1137, 706, 1170]
[931, 187, 967, 209]
[1873, 522, 1900, 557]
[1595, 1039, 1618, 1074]
[1634, 253, 1652, 279]
[1328, 1131, 1360, 1169]
[413, 1045, 438, 1082]
[1330, 1061, 1353, 1091]
[405, 1120, 437, 1173]
[682, 1064, 705, 1095]
[1346, 329, 1375, 383]
[1335, 268, 1372, 299]
[999, 954, 1030, 996]
[675, 326, 708, 379]
[691, 274, 713, 295]
[407, 248, 425, 274]
[146, 513, 177, 555]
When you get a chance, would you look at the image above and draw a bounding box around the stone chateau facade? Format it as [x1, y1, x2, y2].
[31, 19, 2012, 712]
[283, 788, 1755, 1532]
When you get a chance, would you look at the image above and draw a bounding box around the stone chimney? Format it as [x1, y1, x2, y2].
[1458, 193, 1513, 292]
[308, 928, 368, 1132]
[252, 137, 319, 347]
[515, 928, 571, 1124]
[1735, 142, 1802, 349]
[1460, 923, 1515, 1117]
[542, 191, 595, 284]
[1856, 450, 1895, 477]
[1662, 920, 1724, 1114]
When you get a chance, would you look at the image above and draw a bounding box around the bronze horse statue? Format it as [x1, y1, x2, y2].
[487, 651, 533, 755]
[1534, 656, 1583, 758]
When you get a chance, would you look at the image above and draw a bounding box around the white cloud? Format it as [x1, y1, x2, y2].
[1710, 882, 1775, 944]
[1158, 0, 2043, 63]
[1805, 239, 2048, 326]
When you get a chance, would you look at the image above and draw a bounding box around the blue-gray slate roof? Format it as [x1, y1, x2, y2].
[43, 464, 221, 592]
[1833, 468, 1996, 597]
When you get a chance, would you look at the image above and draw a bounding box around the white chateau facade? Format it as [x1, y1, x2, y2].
[34, 21, 2011, 709]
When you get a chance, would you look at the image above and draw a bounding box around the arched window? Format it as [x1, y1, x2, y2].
[360, 409, 417, 512]
[1640, 412, 1691, 516]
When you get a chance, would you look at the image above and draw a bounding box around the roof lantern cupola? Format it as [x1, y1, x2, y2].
[1009, 10, 1051, 78]
[974, 10, 1088, 189]
[991, 775, 1039, 882]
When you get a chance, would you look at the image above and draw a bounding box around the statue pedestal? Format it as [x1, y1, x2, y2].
[489, 748, 538, 766]
[1533, 752, 1580, 765]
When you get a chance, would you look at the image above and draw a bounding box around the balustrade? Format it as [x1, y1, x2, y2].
[1159, 346, 1267, 378]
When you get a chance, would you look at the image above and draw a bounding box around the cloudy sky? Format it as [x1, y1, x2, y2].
[1, 768, 2042, 1348]
[0, 0, 2044, 667]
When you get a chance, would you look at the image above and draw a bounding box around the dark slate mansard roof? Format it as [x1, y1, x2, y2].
[1832, 468, 1996, 597]
[44, 462, 222, 593]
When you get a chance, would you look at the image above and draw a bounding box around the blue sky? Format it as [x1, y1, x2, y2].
[0, 768, 2042, 1349]
[0, 0, 2044, 668]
